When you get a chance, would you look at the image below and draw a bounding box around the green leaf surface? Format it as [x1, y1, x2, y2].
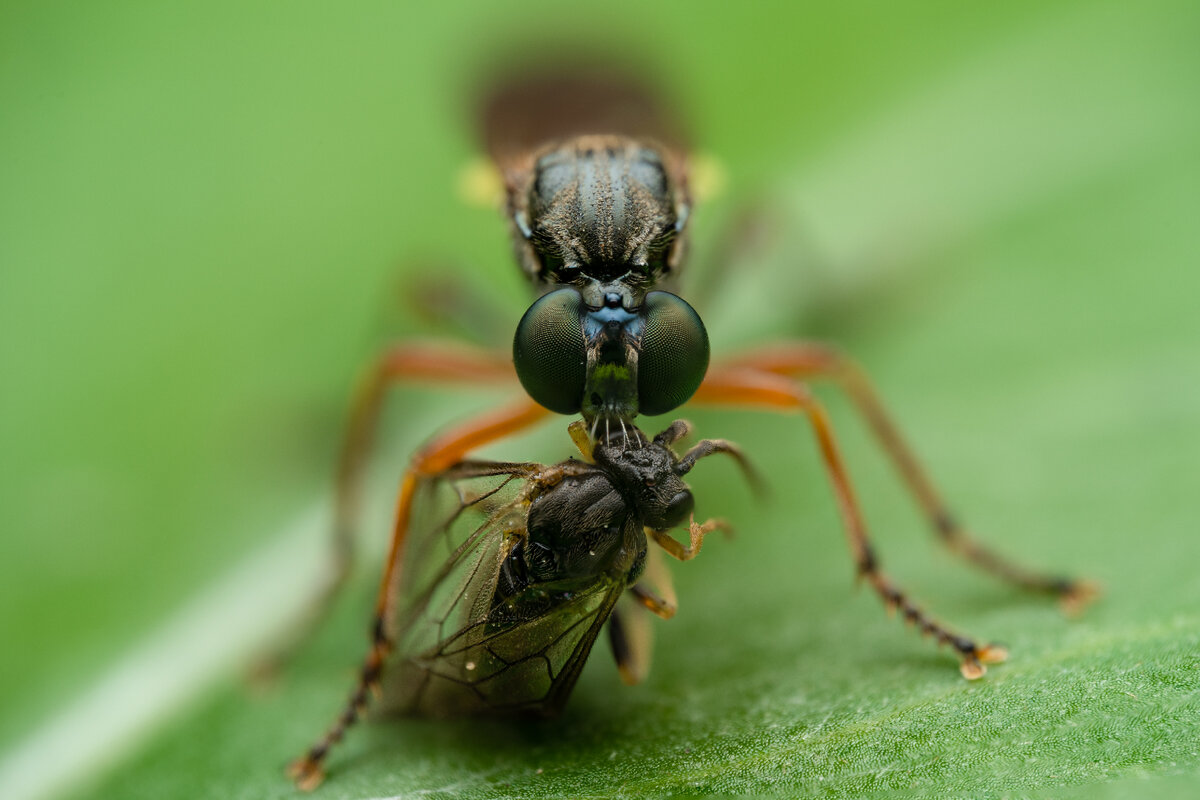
[2, 1, 1197, 799]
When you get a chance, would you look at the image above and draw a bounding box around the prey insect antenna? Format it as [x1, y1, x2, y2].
[676, 438, 765, 498]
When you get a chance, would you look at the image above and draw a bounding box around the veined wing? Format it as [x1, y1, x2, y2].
[379, 461, 625, 718]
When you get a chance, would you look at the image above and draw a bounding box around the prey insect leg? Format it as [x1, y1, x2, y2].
[288, 397, 550, 790]
[631, 586, 676, 619]
[611, 547, 678, 685]
[719, 342, 1098, 613]
[694, 367, 1007, 680]
[608, 603, 654, 686]
[650, 517, 733, 562]
[255, 342, 518, 678]
[631, 547, 678, 619]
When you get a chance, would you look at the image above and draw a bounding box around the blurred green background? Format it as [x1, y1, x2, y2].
[2, 1, 1198, 798]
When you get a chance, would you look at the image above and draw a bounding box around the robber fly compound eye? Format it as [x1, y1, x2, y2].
[636, 291, 709, 416]
[513, 288, 587, 414]
[513, 287, 709, 420]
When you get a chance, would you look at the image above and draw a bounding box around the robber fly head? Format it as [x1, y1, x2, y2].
[510, 136, 708, 426]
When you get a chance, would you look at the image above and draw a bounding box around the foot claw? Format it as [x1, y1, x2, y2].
[959, 658, 986, 680]
[978, 644, 1009, 664]
[958, 642, 1007, 679]
[287, 758, 326, 792]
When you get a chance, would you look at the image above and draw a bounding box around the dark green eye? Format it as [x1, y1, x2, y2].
[637, 291, 709, 416]
[513, 288, 587, 414]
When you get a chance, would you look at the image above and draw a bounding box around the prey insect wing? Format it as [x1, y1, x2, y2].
[380, 460, 628, 718]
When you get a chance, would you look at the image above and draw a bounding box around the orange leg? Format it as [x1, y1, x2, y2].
[287, 396, 549, 790]
[335, 341, 516, 568]
[717, 343, 1097, 612]
[694, 366, 1007, 680]
[252, 342, 518, 680]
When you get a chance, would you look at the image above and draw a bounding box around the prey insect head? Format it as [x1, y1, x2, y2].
[513, 285, 709, 424]
[593, 426, 694, 530]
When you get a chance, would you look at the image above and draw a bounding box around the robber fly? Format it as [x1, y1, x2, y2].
[287, 69, 1095, 789]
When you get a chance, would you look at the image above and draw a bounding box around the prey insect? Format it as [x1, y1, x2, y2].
[288, 421, 747, 789]
[286, 69, 1097, 788]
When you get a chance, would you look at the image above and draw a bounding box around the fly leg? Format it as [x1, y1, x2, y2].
[716, 343, 1098, 614]
[287, 397, 550, 790]
[332, 343, 517, 612]
[254, 342, 519, 678]
[612, 514, 735, 685]
[609, 548, 677, 685]
[649, 432, 747, 563]
[608, 604, 653, 686]
[694, 367, 1007, 680]
[631, 547, 678, 618]
[650, 517, 733, 562]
